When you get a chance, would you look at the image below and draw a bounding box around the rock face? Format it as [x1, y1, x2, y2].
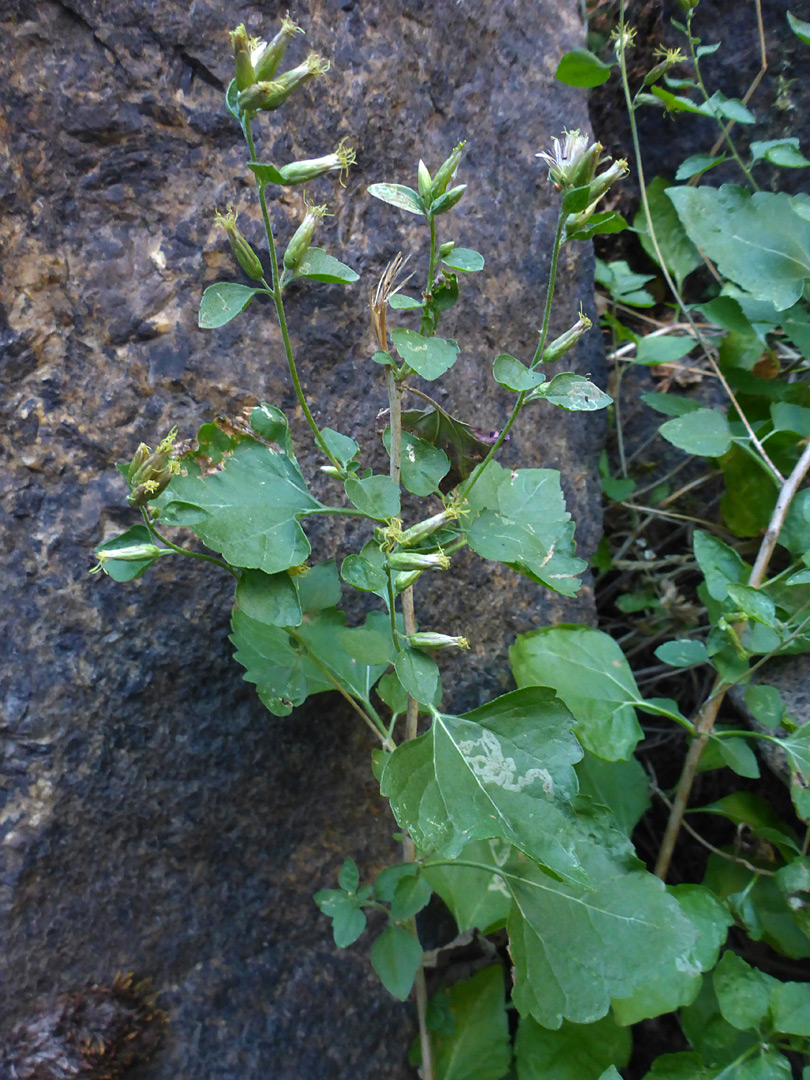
[0, 1, 604, 1076]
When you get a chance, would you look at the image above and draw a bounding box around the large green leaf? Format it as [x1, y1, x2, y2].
[381, 688, 587, 885]
[235, 568, 302, 627]
[505, 853, 697, 1028]
[554, 48, 612, 88]
[391, 329, 460, 380]
[231, 606, 390, 716]
[575, 751, 650, 835]
[401, 407, 498, 487]
[426, 967, 511, 1080]
[463, 462, 586, 597]
[659, 409, 732, 457]
[634, 176, 702, 291]
[532, 372, 612, 412]
[666, 186, 810, 311]
[344, 474, 401, 520]
[423, 839, 513, 934]
[161, 438, 321, 573]
[514, 1013, 631, 1080]
[510, 626, 644, 760]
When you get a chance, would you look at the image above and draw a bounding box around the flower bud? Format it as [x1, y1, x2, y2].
[215, 206, 265, 280]
[398, 508, 456, 548]
[127, 443, 150, 484]
[387, 550, 450, 572]
[90, 543, 164, 574]
[237, 80, 284, 114]
[394, 570, 422, 593]
[230, 24, 256, 91]
[438, 241, 455, 259]
[240, 52, 330, 112]
[586, 158, 629, 204]
[126, 428, 181, 506]
[283, 203, 329, 271]
[320, 465, 344, 479]
[431, 141, 466, 199]
[430, 184, 466, 216]
[417, 160, 432, 202]
[408, 633, 470, 651]
[541, 310, 592, 363]
[278, 138, 356, 186]
[252, 14, 305, 83]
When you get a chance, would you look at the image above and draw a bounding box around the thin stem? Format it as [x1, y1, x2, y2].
[461, 206, 567, 503]
[749, 440, 810, 588]
[686, 13, 759, 191]
[141, 511, 239, 577]
[615, 8, 783, 486]
[386, 368, 403, 485]
[425, 214, 437, 298]
[244, 118, 341, 469]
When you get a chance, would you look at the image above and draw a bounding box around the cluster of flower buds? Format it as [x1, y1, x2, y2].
[416, 142, 467, 215]
[126, 428, 181, 508]
[230, 17, 330, 116]
[537, 130, 628, 239]
[215, 206, 265, 280]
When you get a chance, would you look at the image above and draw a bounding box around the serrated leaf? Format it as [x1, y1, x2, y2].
[506, 857, 697, 1028]
[635, 177, 702, 291]
[198, 282, 262, 328]
[235, 568, 302, 627]
[554, 48, 612, 87]
[381, 688, 588, 885]
[391, 329, 460, 381]
[292, 246, 359, 284]
[332, 904, 367, 947]
[395, 646, 440, 706]
[492, 353, 545, 393]
[427, 967, 511, 1080]
[659, 409, 732, 456]
[655, 639, 709, 667]
[515, 1013, 631, 1080]
[94, 525, 161, 582]
[370, 924, 423, 1000]
[161, 439, 321, 573]
[382, 429, 450, 496]
[667, 186, 810, 312]
[442, 247, 485, 273]
[534, 372, 612, 411]
[463, 462, 586, 598]
[338, 616, 395, 665]
[344, 474, 401, 520]
[510, 626, 644, 761]
[367, 183, 425, 216]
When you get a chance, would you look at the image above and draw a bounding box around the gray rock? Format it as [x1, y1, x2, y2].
[0, 1, 605, 1076]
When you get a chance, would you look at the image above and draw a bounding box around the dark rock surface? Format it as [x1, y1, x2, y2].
[0, 1, 605, 1076]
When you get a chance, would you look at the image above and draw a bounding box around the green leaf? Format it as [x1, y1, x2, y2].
[635, 335, 696, 365]
[370, 924, 423, 1000]
[321, 427, 359, 468]
[772, 979, 810, 1036]
[339, 615, 396, 665]
[235, 568, 303, 627]
[381, 688, 588, 885]
[291, 246, 358, 284]
[246, 161, 285, 185]
[694, 792, 800, 857]
[751, 138, 810, 169]
[389, 293, 424, 310]
[554, 48, 612, 87]
[394, 646, 441, 707]
[533, 372, 612, 411]
[562, 185, 595, 215]
[675, 153, 726, 180]
[510, 626, 644, 760]
[635, 176, 702, 290]
[423, 839, 513, 934]
[401, 406, 499, 487]
[338, 856, 360, 893]
[575, 752, 650, 835]
[340, 553, 388, 594]
[612, 884, 732, 1025]
[94, 525, 161, 582]
[726, 583, 777, 626]
[198, 282, 262, 329]
[375, 863, 420, 904]
[641, 391, 703, 417]
[515, 1013, 631, 1080]
[506, 856, 697, 1028]
[463, 462, 587, 597]
[313, 889, 368, 947]
[566, 211, 627, 242]
[391, 329, 460, 381]
[714, 736, 760, 778]
[655, 639, 709, 667]
[780, 723, 810, 788]
[594, 258, 656, 307]
[713, 951, 776, 1032]
[249, 403, 291, 445]
[426, 967, 511, 1080]
[161, 439, 321, 573]
[390, 873, 432, 921]
[382, 429, 450, 496]
[659, 409, 732, 456]
[297, 560, 341, 611]
[367, 183, 425, 216]
[744, 684, 786, 729]
[344, 474, 401, 520]
[770, 402, 810, 437]
[492, 353, 545, 393]
[787, 11, 810, 47]
[442, 247, 485, 273]
[666, 185, 810, 312]
[680, 977, 762, 1068]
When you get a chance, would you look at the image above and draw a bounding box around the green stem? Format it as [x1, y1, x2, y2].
[686, 14, 759, 191]
[460, 205, 567, 502]
[141, 510, 239, 578]
[387, 570, 402, 653]
[244, 119, 341, 469]
[425, 213, 437, 298]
